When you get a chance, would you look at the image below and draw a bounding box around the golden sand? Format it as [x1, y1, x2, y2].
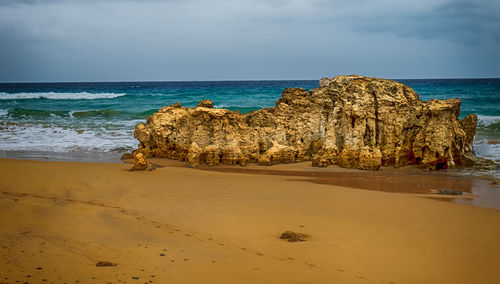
[0, 158, 499, 283]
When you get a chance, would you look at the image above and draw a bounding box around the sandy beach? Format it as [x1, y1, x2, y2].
[1, 158, 500, 284]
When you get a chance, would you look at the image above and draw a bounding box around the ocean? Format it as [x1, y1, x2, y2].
[0, 79, 499, 166]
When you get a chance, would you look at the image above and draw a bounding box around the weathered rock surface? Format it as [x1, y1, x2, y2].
[280, 231, 309, 242]
[433, 189, 463, 196]
[130, 153, 155, 171]
[96, 261, 116, 267]
[133, 75, 490, 170]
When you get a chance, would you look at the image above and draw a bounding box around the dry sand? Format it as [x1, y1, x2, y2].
[0, 158, 500, 283]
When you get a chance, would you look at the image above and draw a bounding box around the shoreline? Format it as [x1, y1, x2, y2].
[1, 151, 499, 209]
[1, 158, 500, 283]
[133, 157, 500, 210]
[0, 149, 124, 163]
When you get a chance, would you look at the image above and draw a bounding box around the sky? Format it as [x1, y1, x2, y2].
[0, 0, 499, 82]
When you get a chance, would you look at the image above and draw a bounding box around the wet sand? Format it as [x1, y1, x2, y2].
[196, 161, 500, 209]
[1, 158, 500, 283]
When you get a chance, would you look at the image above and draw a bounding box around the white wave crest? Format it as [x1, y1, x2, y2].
[0, 92, 126, 100]
[0, 122, 137, 152]
[0, 109, 7, 116]
[477, 115, 500, 126]
[474, 139, 500, 163]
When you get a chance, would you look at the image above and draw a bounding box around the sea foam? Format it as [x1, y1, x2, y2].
[474, 139, 500, 163]
[477, 115, 500, 126]
[474, 115, 500, 163]
[0, 122, 137, 153]
[0, 92, 126, 100]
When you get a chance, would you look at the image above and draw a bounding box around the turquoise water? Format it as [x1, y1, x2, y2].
[0, 79, 499, 164]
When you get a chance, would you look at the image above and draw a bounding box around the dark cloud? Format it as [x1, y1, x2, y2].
[349, 0, 500, 44]
[0, 0, 498, 81]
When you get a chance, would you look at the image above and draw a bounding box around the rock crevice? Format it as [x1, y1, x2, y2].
[133, 75, 488, 170]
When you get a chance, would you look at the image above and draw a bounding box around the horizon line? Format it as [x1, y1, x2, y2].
[1, 76, 500, 84]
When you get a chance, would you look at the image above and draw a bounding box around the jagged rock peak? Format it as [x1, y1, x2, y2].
[133, 75, 485, 170]
[197, 99, 214, 108]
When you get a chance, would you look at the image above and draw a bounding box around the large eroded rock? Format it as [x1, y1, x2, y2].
[133, 75, 486, 170]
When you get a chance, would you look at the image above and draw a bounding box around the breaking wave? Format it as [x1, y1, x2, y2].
[0, 92, 126, 100]
[6, 108, 157, 119]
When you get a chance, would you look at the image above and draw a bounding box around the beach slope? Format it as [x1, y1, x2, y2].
[0, 158, 499, 283]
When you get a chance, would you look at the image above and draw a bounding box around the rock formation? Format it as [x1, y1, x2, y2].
[130, 153, 155, 171]
[133, 75, 489, 171]
[280, 231, 309, 242]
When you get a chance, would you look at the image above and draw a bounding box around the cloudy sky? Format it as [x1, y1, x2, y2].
[0, 0, 499, 82]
